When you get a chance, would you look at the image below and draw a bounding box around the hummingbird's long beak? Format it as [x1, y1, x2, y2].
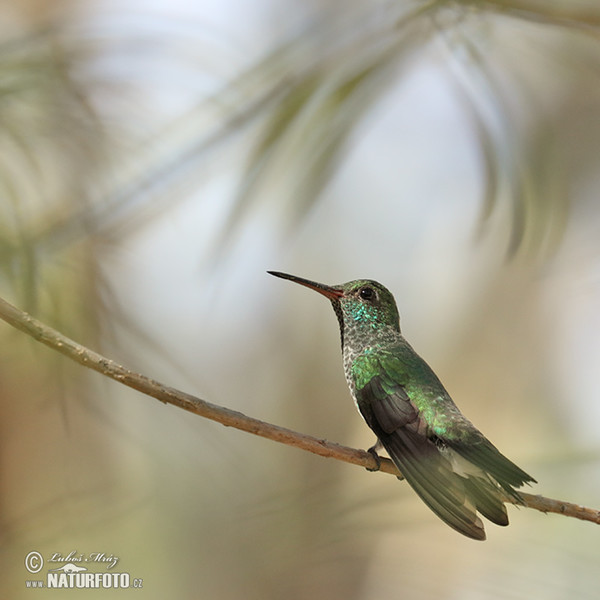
[268, 271, 344, 300]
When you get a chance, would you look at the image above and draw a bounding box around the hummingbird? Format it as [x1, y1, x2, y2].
[268, 271, 536, 540]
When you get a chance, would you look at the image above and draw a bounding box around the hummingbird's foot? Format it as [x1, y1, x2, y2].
[365, 444, 382, 472]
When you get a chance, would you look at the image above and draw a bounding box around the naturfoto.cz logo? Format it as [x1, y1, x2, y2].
[24, 550, 143, 590]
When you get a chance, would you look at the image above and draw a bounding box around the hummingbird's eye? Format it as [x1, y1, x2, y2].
[359, 286, 375, 301]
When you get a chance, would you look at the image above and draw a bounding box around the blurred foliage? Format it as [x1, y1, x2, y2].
[0, 23, 108, 346]
[1, 1, 600, 309]
[205, 0, 600, 256]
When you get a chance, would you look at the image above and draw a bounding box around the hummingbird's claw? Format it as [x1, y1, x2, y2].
[365, 445, 382, 472]
[365, 443, 404, 480]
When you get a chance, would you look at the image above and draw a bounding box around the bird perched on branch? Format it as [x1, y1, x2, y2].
[269, 271, 536, 540]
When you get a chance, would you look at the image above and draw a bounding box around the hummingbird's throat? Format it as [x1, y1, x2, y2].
[331, 300, 345, 349]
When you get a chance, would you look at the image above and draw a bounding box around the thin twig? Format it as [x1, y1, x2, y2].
[0, 295, 598, 526]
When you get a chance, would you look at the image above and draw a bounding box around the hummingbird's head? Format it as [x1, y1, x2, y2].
[268, 271, 400, 348]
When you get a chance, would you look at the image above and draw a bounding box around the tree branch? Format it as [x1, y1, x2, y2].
[0, 295, 598, 526]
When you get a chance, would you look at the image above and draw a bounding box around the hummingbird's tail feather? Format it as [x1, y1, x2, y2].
[449, 438, 536, 503]
[380, 428, 488, 540]
[463, 477, 509, 526]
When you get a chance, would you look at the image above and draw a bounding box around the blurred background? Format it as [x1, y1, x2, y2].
[1, 0, 600, 598]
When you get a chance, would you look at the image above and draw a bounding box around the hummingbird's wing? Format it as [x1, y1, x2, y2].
[352, 349, 531, 540]
[357, 375, 488, 539]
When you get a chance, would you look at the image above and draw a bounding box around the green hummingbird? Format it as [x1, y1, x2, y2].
[268, 271, 536, 540]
